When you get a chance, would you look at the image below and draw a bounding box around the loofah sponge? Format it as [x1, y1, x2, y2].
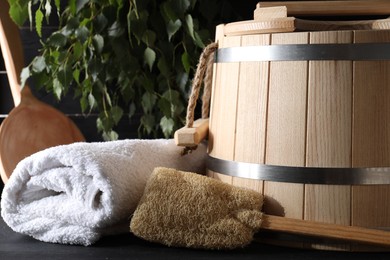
[130, 167, 263, 250]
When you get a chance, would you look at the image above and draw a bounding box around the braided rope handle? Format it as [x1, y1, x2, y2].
[185, 42, 218, 128]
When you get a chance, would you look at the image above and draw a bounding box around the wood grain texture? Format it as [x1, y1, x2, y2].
[259, 1, 390, 16]
[174, 119, 209, 147]
[265, 32, 309, 168]
[295, 18, 390, 32]
[208, 26, 240, 185]
[232, 34, 270, 193]
[262, 214, 390, 247]
[254, 5, 287, 20]
[352, 30, 390, 236]
[304, 30, 353, 250]
[224, 19, 295, 36]
[263, 32, 308, 219]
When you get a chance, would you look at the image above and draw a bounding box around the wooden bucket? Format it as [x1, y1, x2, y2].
[205, 3, 390, 251]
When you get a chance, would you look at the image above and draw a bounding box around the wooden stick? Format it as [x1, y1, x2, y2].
[262, 214, 390, 247]
[259, 1, 390, 16]
[0, 1, 24, 106]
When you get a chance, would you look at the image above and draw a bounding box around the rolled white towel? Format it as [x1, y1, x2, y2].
[1, 139, 207, 246]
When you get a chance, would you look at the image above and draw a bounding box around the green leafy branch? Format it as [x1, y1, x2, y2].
[8, 0, 235, 140]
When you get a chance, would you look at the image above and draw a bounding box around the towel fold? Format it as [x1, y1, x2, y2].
[1, 139, 206, 246]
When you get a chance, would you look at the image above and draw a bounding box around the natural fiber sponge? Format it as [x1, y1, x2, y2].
[130, 167, 263, 249]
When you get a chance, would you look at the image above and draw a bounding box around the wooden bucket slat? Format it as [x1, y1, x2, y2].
[351, 30, 390, 251]
[232, 34, 270, 193]
[208, 25, 240, 184]
[263, 32, 308, 222]
[304, 31, 353, 250]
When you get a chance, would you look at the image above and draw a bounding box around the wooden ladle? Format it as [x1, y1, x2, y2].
[0, 0, 85, 184]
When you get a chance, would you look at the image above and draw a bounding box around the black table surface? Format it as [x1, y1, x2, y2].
[0, 212, 389, 260]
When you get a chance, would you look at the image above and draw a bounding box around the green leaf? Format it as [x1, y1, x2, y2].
[144, 47, 156, 71]
[73, 69, 80, 84]
[34, 72, 50, 90]
[142, 30, 157, 46]
[185, 14, 195, 40]
[9, 2, 29, 26]
[161, 2, 178, 22]
[158, 97, 171, 118]
[88, 92, 97, 110]
[140, 114, 156, 135]
[31, 56, 46, 73]
[80, 94, 88, 112]
[72, 41, 83, 60]
[108, 21, 124, 37]
[102, 130, 119, 141]
[65, 17, 79, 32]
[176, 71, 189, 92]
[172, 0, 191, 14]
[53, 78, 63, 99]
[45, 0, 52, 22]
[111, 106, 124, 124]
[88, 58, 103, 81]
[57, 65, 73, 89]
[69, 0, 77, 15]
[194, 31, 205, 48]
[160, 116, 175, 138]
[129, 102, 136, 118]
[20, 67, 30, 87]
[94, 14, 108, 33]
[96, 117, 104, 132]
[47, 33, 67, 47]
[157, 56, 171, 78]
[181, 52, 190, 74]
[92, 34, 104, 53]
[126, 7, 132, 43]
[28, 1, 32, 30]
[54, 0, 61, 16]
[162, 89, 184, 117]
[141, 92, 157, 114]
[75, 26, 89, 43]
[76, 0, 89, 13]
[167, 19, 181, 41]
[35, 9, 44, 37]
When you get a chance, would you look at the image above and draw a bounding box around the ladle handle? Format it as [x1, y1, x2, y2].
[262, 214, 390, 247]
[0, 0, 31, 106]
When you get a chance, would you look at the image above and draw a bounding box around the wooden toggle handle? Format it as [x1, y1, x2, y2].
[262, 214, 390, 247]
[174, 118, 209, 147]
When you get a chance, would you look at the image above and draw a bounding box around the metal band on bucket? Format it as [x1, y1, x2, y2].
[207, 155, 390, 185]
[216, 43, 390, 62]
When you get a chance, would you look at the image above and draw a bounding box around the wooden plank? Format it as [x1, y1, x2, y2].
[352, 30, 390, 250]
[304, 30, 353, 250]
[254, 5, 287, 20]
[224, 19, 295, 36]
[264, 32, 308, 220]
[232, 34, 270, 193]
[295, 18, 390, 32]
[259, 1, 390, 16]
[208, 25, 240, 185]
